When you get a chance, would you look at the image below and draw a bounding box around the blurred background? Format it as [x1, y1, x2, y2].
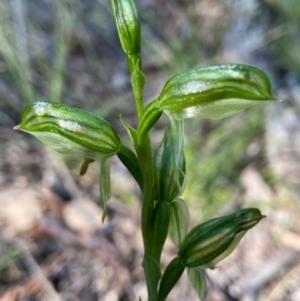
[1, 0, 300, 300]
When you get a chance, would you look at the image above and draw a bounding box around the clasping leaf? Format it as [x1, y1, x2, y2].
[154, 118, 186, 202]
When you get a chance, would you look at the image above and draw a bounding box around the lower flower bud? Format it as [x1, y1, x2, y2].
[178, 208, 264, 268]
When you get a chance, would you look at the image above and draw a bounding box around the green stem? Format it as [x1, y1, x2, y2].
[138, 135, 154, 250]
[139, 135, 161, 301]
[128, 54, 145, 119]
[128, 51, 161, 300]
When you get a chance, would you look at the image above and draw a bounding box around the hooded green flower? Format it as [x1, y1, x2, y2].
[15, 101, 122, 158]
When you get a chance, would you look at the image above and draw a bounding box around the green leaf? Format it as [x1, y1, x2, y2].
[15, 102, 121, 159]
[120, 115, 138, 146]
[158, 257, 185, 301]
[151, 201, 170, 262]
[187, 268, 207, 301]
[168, 198, 189, 248]
[137, 100, 162, 145]
[154, 118, 186, 202]
[100, 157, 111, 222]
[117, 143, 144, 190]
[179, 208, 265, 268]
[157, 64, 278, 120]
[142, 254, 161, 300]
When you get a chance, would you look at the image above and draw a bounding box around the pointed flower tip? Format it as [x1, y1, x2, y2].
[269, 95, 280, 102]
[13, 124, 21, 130]
[275, 97, 282, 102]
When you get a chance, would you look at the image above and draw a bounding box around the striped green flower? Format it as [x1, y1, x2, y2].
[158, 64, 278, 120]
[15, 101, 121, 159]
[137, 64, 278, 141]
[179, 208, 265, 268]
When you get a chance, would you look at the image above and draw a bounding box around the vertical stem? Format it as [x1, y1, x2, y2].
[128, 54, 145, 119]
[127, 45, 159, 301]
[139, 135, 154, 250]
[139, 135, 160, 301]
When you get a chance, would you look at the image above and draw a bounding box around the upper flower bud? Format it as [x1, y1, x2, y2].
[178, 208, 265, 268]
[15, 101, 121, 158]
[111, 0, 141, 55]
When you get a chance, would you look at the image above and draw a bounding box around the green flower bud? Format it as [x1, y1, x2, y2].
[158, 64, 278, 120]
[111, 0, 141, 55]
[15, 101, 121, 158]
[179, 208, 265, 268]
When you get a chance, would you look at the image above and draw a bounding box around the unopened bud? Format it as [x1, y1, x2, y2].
[111, 0, 141, 55]
[179, 208, 265, 268]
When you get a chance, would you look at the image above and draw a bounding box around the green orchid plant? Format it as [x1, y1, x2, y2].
[14, 0, 278, 300]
